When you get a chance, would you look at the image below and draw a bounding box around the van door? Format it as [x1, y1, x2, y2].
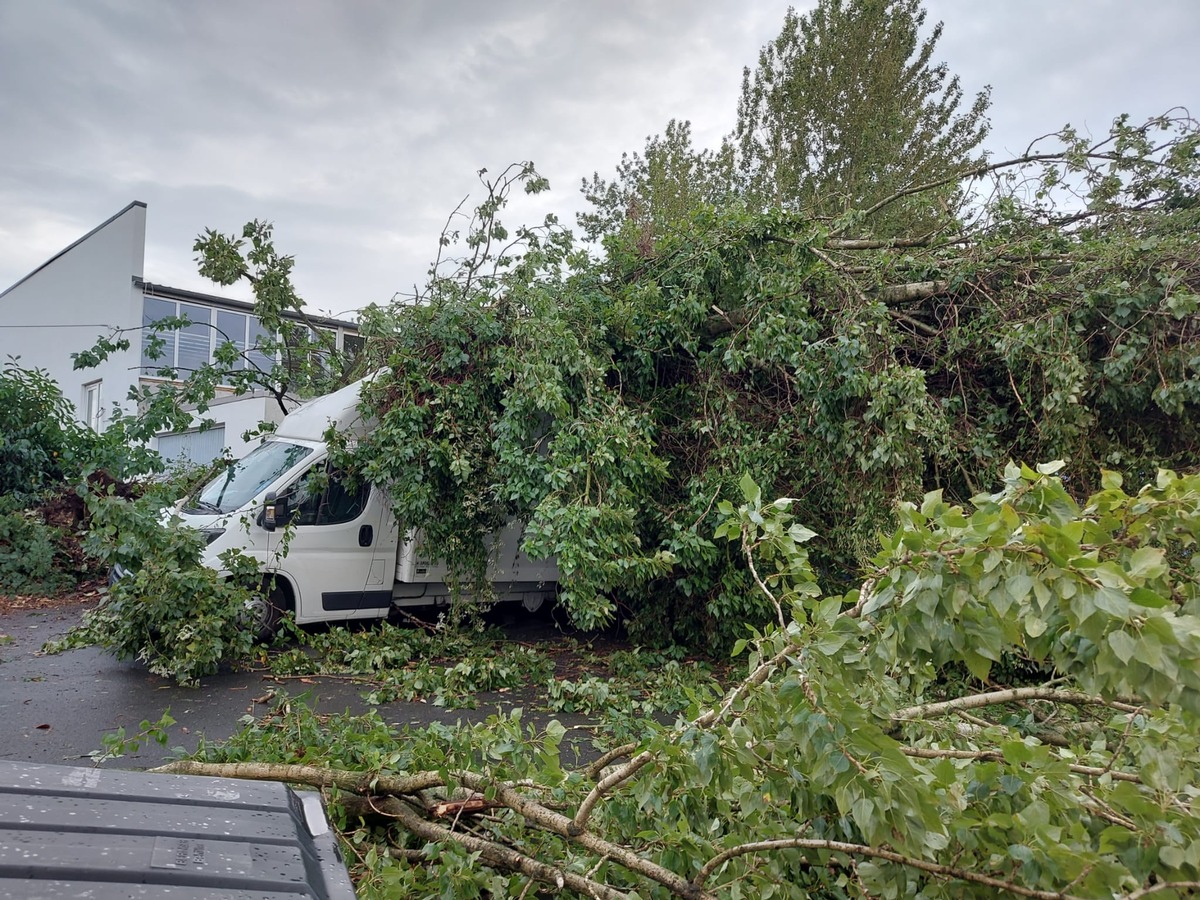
[266, 465, 391, 622]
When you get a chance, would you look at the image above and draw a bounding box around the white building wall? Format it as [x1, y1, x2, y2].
[153, 392, 288, 463]
[0, 202, 146, 429]
[200, 392, 289, 460]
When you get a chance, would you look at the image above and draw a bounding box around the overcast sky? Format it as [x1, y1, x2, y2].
[1, 1, 1196, 321]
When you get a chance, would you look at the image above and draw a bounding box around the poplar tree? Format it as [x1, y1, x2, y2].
[577, 119, 735, 248]
[735, 0, 991, 234]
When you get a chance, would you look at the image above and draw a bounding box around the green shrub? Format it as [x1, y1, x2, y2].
[0, 510, 77, 595]
[0, 359, 93, 500]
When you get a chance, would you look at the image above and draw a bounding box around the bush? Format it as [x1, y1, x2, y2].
[0, 358, 93, 500]
[0, 509, 78, 596]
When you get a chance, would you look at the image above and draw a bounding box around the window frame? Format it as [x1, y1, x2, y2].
[281, 465, 370, 527]
[82, 380, 102, 432]
[140, 295, 278, 380]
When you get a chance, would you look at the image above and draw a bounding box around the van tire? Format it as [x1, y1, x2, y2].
[251, 578, 289, 643]
[521, 592, 546, 614]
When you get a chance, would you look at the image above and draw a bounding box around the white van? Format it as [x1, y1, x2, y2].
[169, 377, 557, 637]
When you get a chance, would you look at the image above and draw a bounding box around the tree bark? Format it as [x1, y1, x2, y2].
[150, 759, 444, 796]
[339, 795, 637, 900]
[876, 280, 949, 304]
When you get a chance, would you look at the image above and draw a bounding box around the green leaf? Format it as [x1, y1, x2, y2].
[1159, 845, 1186, 869]
[1025, 615, 1048, 638]
[1130, 587, 1170, 609]
[739, 473, 761, 504]
[1127, 546, 1167, 580]
[1001, 740, 1035, 766]
[851, 797, 876, 834]
[543, 718, 566, 746]
[1094, 586, 1131, 618]
[963, 649, 993, 680]
[816, 596, 841, 627]
[1133, 634, 1165, 671]
[1107, 630, 1137, 664]
[1007, 573, 1034, 604]
[788, 523, 818, 543]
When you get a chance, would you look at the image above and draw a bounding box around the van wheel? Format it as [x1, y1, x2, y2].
[521, 592, 546, 614]
[249, 579, 289, 642]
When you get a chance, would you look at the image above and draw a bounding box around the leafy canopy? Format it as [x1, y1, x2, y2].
[578, 118, 736, 246]
[0, 358, 93, 499]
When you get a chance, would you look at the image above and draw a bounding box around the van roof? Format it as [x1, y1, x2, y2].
[274, 375, 374, 441]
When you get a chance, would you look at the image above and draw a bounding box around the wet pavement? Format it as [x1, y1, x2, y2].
[0, 601, 600, 770]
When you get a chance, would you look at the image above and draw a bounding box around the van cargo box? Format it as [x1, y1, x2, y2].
[0, 759, 356, 899]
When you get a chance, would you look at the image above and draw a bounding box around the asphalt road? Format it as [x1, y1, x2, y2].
[0, 600, 599, 770]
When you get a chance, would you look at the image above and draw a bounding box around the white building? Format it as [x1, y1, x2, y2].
[0, 201, 361, 462]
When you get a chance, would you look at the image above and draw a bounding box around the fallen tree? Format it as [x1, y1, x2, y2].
[323, 112, 1200, 647]
[65, 111, 1198, 893]
[69, 113, 1199, 652]
[158, 464, 1200, 898]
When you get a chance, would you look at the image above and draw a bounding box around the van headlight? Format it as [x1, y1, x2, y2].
[200, 528, 226, 546]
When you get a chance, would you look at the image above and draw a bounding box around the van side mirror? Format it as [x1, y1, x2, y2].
[263, 491, 290, 532]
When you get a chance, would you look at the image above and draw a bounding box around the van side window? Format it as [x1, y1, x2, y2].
[283, 467, 369, 526]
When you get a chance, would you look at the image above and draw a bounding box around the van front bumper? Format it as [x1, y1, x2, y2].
[107, 563, 129, 587]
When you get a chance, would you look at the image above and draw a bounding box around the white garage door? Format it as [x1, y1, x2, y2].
[157, 426, 227, 464]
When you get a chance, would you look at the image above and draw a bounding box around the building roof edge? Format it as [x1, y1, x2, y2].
[137, 279, 358, 330]
[0, 201, 147, 301]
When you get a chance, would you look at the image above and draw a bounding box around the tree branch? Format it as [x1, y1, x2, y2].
[847, 149, 1124, 231]
[877, 280, 950, 304]
[1079, 786, 1138, 831]
[455, 773, 709, 899]
[1125, 880, 1200, 899]
[350, 795, 637, 900]
[900, 746, 1142, 783]
[892, 688, 1142, 725]
[743, 524, 786, 629]
[570, 639, 795, 835]
[826, 235, 968, 250]
[587, 742, 639, 780]
[150, 759, 444, 796]
[889, 310, 939, 336]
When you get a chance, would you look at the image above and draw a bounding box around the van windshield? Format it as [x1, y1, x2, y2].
[188, 441, 314, 514]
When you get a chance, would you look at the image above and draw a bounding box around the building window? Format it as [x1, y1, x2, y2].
[247, 316, 275, 375]
[138, 295, 357, 383]
[141, 297, 177, 374]
[216, 309, 248, 371]
[177, 303, 213, 374]
[83, 381, 103, 432]
[283, 325, 337, 378]
[140, 296, 278, 380]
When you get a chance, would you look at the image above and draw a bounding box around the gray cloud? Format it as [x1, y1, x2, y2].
[1, 1, 1196, 319]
